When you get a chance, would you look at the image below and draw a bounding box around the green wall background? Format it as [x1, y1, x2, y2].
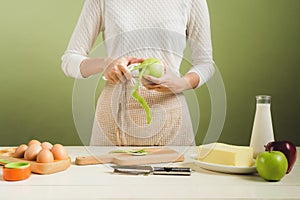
[0, 0, 299, 146]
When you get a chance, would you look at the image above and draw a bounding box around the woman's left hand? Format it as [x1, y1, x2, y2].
[142, 64, 194, 94]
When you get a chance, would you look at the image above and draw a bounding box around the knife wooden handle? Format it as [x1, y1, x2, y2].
[75, 155, 114, 165]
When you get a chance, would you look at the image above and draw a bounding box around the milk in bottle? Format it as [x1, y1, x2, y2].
[250, 95, 275, 158]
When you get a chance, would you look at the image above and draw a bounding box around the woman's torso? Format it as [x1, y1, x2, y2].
[91, 0, 195, 146]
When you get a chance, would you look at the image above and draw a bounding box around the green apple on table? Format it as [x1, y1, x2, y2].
[256, 151, 288, 181]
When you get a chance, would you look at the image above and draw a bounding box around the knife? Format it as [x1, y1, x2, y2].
[111, 165, 192, 176]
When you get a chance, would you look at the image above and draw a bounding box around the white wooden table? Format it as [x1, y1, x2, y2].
[0, 146, 299, 199]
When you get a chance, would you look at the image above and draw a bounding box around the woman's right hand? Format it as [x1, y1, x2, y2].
[104, 57, 144, 84]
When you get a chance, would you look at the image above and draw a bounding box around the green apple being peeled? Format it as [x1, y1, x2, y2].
[138, 58, 164, 78]
[144, 62, 164, 78]
[256, 151, 288, 181]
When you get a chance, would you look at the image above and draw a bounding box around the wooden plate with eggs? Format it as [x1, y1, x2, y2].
[0, 140, 71, 175]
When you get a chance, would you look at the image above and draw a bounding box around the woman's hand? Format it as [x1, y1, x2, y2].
[142, 64, 200, 94]
[104, 57, 144, 84]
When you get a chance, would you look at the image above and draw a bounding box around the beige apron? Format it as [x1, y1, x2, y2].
[90, 81, 195, 146]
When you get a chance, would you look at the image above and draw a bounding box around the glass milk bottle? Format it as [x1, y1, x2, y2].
[250, 95, 275, 158]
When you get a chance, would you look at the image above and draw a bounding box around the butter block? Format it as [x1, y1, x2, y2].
[198, 143, 254, 167]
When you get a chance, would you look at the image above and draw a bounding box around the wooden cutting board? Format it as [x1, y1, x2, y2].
[75, 148, 184, 166]
[0, 148, 71, 175]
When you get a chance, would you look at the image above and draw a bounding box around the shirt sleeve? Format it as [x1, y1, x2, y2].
[61, 0, 104, 79]
[186, 0, 215, 88]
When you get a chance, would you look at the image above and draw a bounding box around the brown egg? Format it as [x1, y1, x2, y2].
[28, 139, 41, 146]
[51, 144, 68, 160]
[41, 142, 53, 150]
[13, 144, 28, 158]
[24, 143, 42, 161]
[37, 149, 54, 163]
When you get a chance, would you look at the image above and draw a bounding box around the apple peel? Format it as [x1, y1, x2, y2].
[131, 58, 163, 124]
